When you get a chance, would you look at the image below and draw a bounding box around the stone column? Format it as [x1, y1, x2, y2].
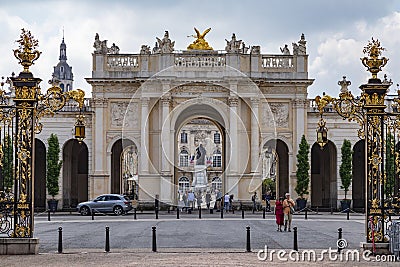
[250, 97, 260, 173]
[228, 96, 239, 174]
[161, 94, 171, 173]
[140, 97, 150, 173]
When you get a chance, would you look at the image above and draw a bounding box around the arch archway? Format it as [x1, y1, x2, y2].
[262, 139, 289, 199]
[110, 139, 134, 194]
[311, 141, 337, 210]
[34, 138, 46, 211]
[352, 139, 365, 212]
[62, 139, 88, 208]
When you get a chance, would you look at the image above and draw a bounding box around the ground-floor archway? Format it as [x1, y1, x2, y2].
[262, 139, 289, 200]
[311, 141, 337, 210]
[62, 139, 88, 208]
[111, 139, 135, 194]
[34, 138, 46, 211]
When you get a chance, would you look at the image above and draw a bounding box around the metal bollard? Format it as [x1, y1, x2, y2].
[242, 208, 245, 219]
[305, 209, 308, 220]
[168, 205, 170, 214]
[105, 226, 110, 252]
[134, 208, 137, 220]
[155, 208, 158, 220]
[346, 209, 350, 220]
[221, 207, 224, 219]
[263, 207, 266, 219]
[92, 210, 95, 220]
[48, 209, 51, 221]
[246, 226, 251, 252]
[58, 226, 63, 253]
[338, 228, 343, 253]
[293, 227, 298, 251]
[198, 207, 201, 219]
[177, 207, 180, 219]
[152, 226, 157, 252]
[210, 208, 213, 214]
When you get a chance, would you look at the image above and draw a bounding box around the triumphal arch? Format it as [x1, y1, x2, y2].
[86, 28, 313, 206]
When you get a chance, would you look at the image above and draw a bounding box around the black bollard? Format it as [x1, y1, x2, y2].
[242, 208, 245, 219]
[134, 208, 137, 220]
[338, 228, 343, 253]
[346, 209, 350, 220]
[48, 209, 51, 221]
[199, 207, 201, 219]
[293, 227, 298, 251]
[305, 209, 308, 220]
[221, 207, 224, 219]
[105, 226, 110, 252]
[246, 226, 251, 252]
[330, 206, 333, 215]
[263, 207, 266, 219]
[168, 205, 170, 214]
[58, 226, 63, 253]
[210, 208, 213, 214]
[177, 207, 180, 219]
[152, 226, 157, 252]
[155, 208, 158, 220]
[92, 210, 95, 220]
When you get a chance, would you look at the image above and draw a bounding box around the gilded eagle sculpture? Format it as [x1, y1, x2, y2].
[187, 27, 213, 50]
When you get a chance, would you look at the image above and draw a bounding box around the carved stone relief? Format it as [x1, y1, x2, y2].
[110, 102, 139, 129]
[262, 102, 289, 128]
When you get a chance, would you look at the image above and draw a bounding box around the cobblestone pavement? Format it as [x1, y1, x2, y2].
[1, 249, 399, 267]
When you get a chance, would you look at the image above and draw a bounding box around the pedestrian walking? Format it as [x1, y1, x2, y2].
[188, 191, 195, 211]
[215, 190, 222, 211]
[224, 193, 230, 212]
[283, 193, 295, 232]
[205, 191, 211, 210]
[265, 190, 272, 212]
[251, 192, 258, 212]
[275, 197, 284, 232]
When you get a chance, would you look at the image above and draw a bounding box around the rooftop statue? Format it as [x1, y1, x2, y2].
[187, 27, 213, 50]
[155, 31, 175, 54]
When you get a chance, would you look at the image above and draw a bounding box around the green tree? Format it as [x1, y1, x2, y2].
[295, 135, 310, 199]
[339, 139, 352, 199]
[385, 134, 395, 196]
[46, 133, 62, 198]
[1, 135, 14, 190]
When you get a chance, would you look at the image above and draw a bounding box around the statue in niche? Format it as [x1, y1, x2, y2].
[187, 27, 213, 50]
[225, 33, 243, 53]
[156, 31, 175, 53]
[195, 143, 207, 165]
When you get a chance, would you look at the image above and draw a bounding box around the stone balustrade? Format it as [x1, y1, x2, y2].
[174, 54, 226, 67]
[261, 55, 294, 69]
[106, 54, 139, 69]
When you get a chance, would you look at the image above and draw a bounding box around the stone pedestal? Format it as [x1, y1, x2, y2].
[360, 242, 390, 255]
[193, 165, 207, 190]
[0, 238, 39, 255]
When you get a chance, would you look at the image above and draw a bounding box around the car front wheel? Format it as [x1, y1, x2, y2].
[113, 206, 123, 216]
[80, 206, 90, 216]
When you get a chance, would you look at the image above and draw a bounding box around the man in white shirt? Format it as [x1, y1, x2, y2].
[224, 193, 230, 212]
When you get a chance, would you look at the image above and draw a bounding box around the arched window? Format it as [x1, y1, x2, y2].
[214, 132, 221, 144]
[66, 84, 71, 91]
[212, 149, 222, 167]
[60, 83, 64, 91]
[179, 148, 189, 167]
[212, 177, 222, 191]
[180, 131, 188, 143]
[60, 66, 64, 73]
[178, 176, 190, 193]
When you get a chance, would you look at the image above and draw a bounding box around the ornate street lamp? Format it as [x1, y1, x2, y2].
[0, 29, 85, 252]
[316, 117, 328, 148]
[314, 38, 400, 244]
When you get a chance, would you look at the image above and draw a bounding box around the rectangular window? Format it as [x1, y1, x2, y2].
[180, 132, 188, 143]
[179, 154, 189, 167]
[214, 133, 221, 144]
[212, 155, 222, 167]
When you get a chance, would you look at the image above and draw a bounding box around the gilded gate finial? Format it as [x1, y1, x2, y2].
[13, 29, 41, 73]
[361, 38, 388, 80]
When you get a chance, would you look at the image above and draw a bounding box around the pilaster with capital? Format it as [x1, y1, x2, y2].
[228, 96, 239, 174]
[92, 97, 108, 175]
[292, 98, 307, 159]
[250, 97, 260, 173]
[161, 94, 172, 173]
[140, 97, 150, 173]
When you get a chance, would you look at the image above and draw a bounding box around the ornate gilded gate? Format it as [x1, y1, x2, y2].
[0, 29, 85, 238]
[315, 38, 400, 243]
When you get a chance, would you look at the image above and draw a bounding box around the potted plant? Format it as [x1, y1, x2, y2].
[339, 139, 352, 212]
[295, 135, 310, 211]
[46, 133, 62, 212]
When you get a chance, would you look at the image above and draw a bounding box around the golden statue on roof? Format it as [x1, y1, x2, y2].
[187, 27, 213, 50]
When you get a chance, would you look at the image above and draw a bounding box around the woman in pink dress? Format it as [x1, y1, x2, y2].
[275, 197, 284, 232]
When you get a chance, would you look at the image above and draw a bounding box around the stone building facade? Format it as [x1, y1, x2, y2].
[35, 30, 376, 211]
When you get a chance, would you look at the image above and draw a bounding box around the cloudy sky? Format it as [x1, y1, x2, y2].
[1, 0, 400, 98]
